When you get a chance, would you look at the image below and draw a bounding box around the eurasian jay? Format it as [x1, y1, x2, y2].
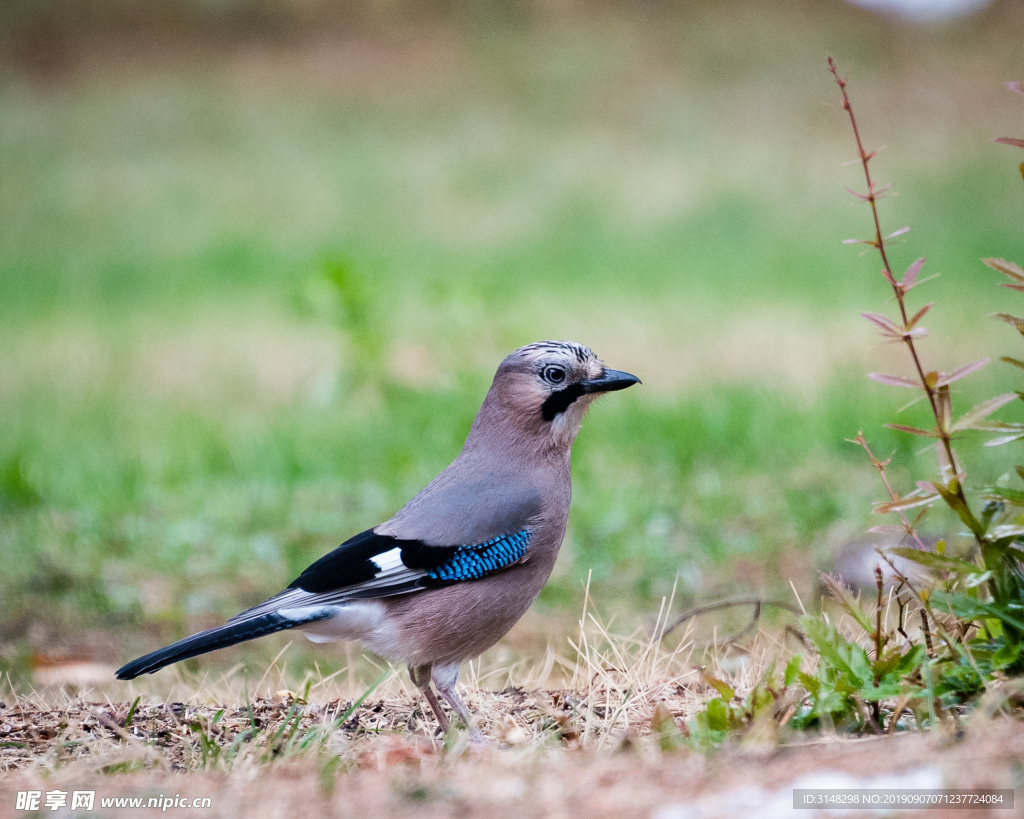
[116, 341, 640, 732]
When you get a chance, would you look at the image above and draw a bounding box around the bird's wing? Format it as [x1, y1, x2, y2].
[376, 466, 546, 546]
[117, 526, 535, 680]
[225, 527, 532, 624]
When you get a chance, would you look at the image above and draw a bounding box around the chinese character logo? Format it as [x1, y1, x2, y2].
[15, 792, 41, 811]
[71, 791, 96, 810]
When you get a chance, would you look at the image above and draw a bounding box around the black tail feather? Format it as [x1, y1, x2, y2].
[116, 612, 298, 680]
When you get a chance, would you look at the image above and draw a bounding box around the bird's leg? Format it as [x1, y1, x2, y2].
[408, 663, 450, 734]
[432, 663, 485, 744]
[431, 663, 471, 726]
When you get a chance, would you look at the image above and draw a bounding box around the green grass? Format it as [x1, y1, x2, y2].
[2, 2, 1024, 686]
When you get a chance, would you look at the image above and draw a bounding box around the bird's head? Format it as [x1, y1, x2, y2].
[471, 341, 640, 454]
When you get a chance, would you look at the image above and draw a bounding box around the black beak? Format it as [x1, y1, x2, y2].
[581, 368, 642, 394]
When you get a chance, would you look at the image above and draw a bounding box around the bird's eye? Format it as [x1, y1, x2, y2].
[542, 366, 566, 384]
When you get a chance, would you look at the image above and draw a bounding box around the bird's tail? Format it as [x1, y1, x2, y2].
[115, 612, 315, 680]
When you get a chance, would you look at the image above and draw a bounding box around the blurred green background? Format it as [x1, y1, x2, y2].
[1, 0, 1022, 689]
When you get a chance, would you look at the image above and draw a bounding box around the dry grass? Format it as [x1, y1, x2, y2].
[1, 593, 710, 773]
[0, 584, 925, 774]
[2, 599, 1023, 817]
[0, 593, 797, 779]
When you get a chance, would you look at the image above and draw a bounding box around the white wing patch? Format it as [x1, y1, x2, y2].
[278, 605, 343, 623]
[352, 545, 427, 592]
[371, 547, 405, 573]
[225, 548, 430, 627]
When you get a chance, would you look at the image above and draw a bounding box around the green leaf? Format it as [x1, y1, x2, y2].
[650, 702, 686, 751]
[124, 696, 141, 731]
[700, 671, 734, 701]
[871, 653, 904, 680]
[868, 645, 922, 683]
[0, 454, 41, 510]
[801, 616, 853, 678]
[801, 616, 872, 688]
[981, 501, 1003, 534]
[858, 679, 908, 701]
[798, 671, 820, 697]
[930, 480, 985, 537]
[847, 643, 874, 686]
[932, 591, 1024, 632]
[746, 685, 774, 719]
[936, 663, 986, 697]
[704, 697, 729, 732]
[891, 644, 926, 677]
[992, 643, 1022, 671]
[861, 647, 924, 702]
[887, 546, 979, 575]
[821, 575, 874, 633]
[814, 689, 849, 717]
[784, 654, 802, 688]
[980, 486, 1024, 506]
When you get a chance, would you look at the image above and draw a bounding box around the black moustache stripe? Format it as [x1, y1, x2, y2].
[540, 383, 586, 421]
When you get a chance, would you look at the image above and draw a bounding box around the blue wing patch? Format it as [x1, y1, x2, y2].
[426, 530, 531, 582]
[282, 527, 532, 604]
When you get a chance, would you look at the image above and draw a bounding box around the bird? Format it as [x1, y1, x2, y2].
[115, 341, 640, 734]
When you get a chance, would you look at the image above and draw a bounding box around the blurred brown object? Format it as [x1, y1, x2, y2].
[31, 652, 116, 689]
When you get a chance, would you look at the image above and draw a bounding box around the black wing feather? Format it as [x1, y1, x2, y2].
[114, 610, 332, 680]
[288, 528, 458, 594]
